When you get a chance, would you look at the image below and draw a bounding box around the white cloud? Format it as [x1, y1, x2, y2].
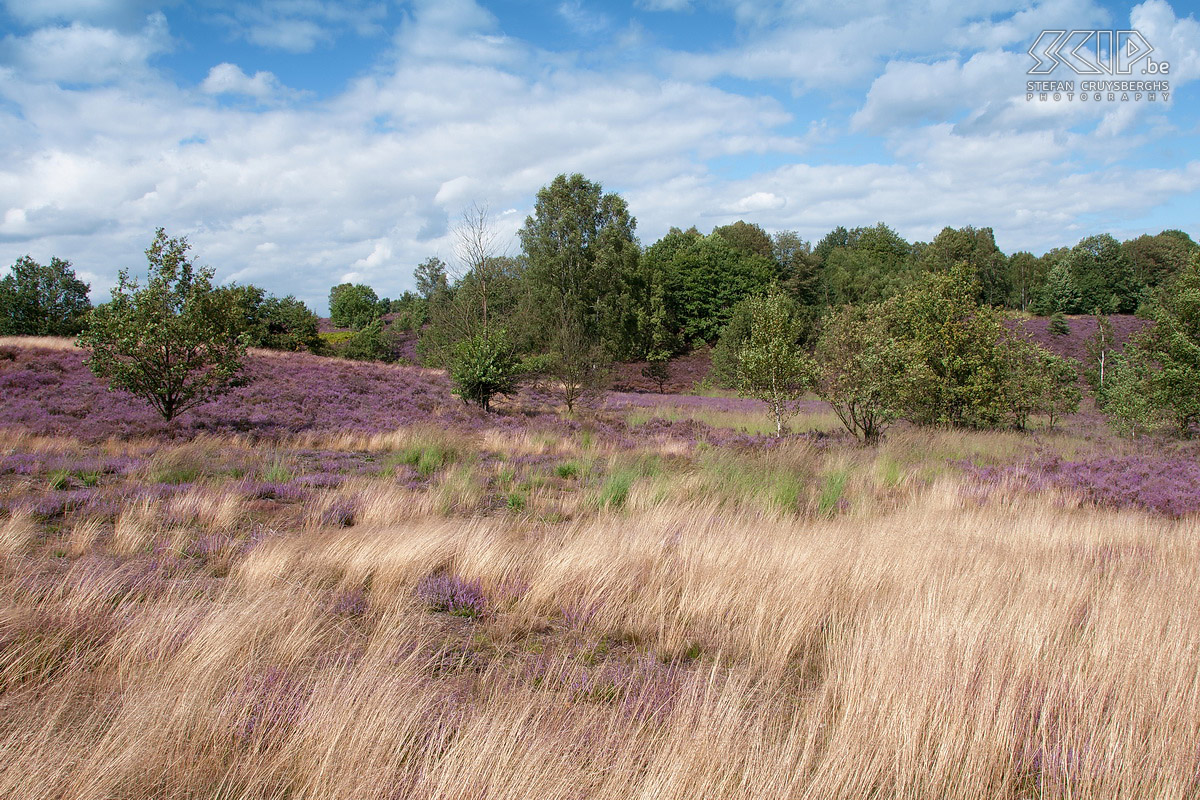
[2, 0, 167, 28]
[1131, 0, 1200, 87]
[558, 1, 610, 35]
[201, 62, 294, 102]
[730, 191, 786, 213]
[213, 1, 388, 54]
[2, 13, 170, 84]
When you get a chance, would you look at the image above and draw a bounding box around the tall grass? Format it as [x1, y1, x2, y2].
[1, 426, 1197, 798]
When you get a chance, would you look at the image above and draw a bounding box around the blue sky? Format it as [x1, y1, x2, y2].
[1, 0, 1198, 312]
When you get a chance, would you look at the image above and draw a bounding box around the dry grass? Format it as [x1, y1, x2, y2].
[1, 435, 1197, 800]
[0, 335, 78, 350]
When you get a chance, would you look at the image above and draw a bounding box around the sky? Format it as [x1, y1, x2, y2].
[1, 0, 1198, 313]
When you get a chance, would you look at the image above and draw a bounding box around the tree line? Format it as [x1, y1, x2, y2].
[4, 173, 1198, 438]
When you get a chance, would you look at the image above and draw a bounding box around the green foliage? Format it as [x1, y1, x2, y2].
[543, 316, 611, 412]
[772, 230, 820, 306]
[641, 353, 670, 393]
[815, 303, 918, 443]
[1060, 234, 1138, 314]
[329, 282, 382, 330]
[712, 292, 816, 389]
[818, 223, 915, 306]
[882, 266, 1014, 428]
[1001, 336, 1081, 430]
[920, 226, 1009, 306]
[1122, 230, 1198, 290]
[1104, 256, 1200, 437]
[519, 173, 640, 353]
[1084, 312, 1117, 396]
[77, 228, 246, 422]
[732, 291, 816, 436]
[339, 319, 391, 362]
[710, 220, 773, 259]
[1100, 349, 1160, 437]
[223, 284, 322, 352]
[414, 257, 450, 300]
[1006, 251, 1048, 311]
[1032, 261, 1081, 315]
[449, 329, 523, 413]
[648, 228, 780, 344]
[0, 255, 91, 336]
[1048, 312, 1070, 336]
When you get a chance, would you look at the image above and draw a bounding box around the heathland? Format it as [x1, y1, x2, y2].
[1, 333, 1198, 800]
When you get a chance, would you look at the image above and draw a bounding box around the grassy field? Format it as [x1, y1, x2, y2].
[1, 340, 1198, 799]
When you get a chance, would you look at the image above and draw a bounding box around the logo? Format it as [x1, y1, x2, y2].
[1024, 30, 1170, 102]
[1028, 30, 1169, 75]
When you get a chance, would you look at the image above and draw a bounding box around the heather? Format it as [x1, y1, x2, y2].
[2, 339, 1200, 799]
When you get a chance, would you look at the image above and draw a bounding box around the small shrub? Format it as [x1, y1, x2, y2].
[416, 573, 487, 617]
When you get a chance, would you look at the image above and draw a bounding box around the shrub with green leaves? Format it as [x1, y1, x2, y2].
[815, 303, 920, 443]
[731, 290, 815, 437]
[449, 329, 522, 413]
[77, 228, 246, 422]
[881, 265, 1015, 429]
[1102, 255, 1200, 437]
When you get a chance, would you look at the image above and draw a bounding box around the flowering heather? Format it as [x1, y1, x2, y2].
[415, 572, 488, 617]
[0, 346, 494, 440]
[1006, 314, 1150, 363]
[330, 587, 369, 617]
[964, 453, 1200, 517]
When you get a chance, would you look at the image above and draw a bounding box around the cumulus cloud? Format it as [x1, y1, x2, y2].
[200, 63, 295, 102]
[1, 12, 170, 84]
[211, 1, 387, 53]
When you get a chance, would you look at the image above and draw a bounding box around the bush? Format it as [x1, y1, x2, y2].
[76, 228, 246, 421]
[815, 303, 919, 443]
[1101, 255, 1200, 437]
[731, 291, 815, 437]
[449, 329, 523, 413]
[881, 265, 1014, 428]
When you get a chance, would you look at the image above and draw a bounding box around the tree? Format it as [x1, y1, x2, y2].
[1084, 311, 1116, 395]
[414, 257, 450, 301]
[732, 291, 816, 437]
[454, 202, 504, 334]
[712, 291, 817, 388]
[449, 328, 523, 413]
[711, 220, 774, 259]
[1001, 336, 1080, 430]
[920, 226, 1009, 306]
[1048, 312, 1070, 336]
[1032, 261, 1081, 315]
[544, 313, 611, 412]
[77, 228, 246, 422]
[815, 303, 919, 444]
[0, 255, 91, 336]
[641, 354, 670, 393]
[772, 230, 820, 306]
[882, 265, 1014, 428]
[329, 283, 381, 330]
[650, 229, 779, 344]
[519, 173, 640, 352]
[1064, 234, 1138, 314]
[1122, 230, 1198, 291]
[1105, 256, 1200, 437]
[1006, 251, 1048, 311]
